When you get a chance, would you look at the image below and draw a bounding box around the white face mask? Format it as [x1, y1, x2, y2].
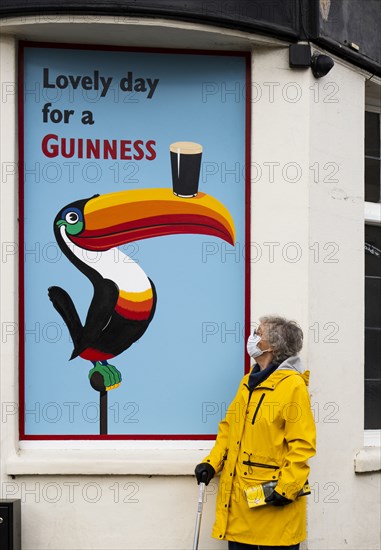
[246, 333, 271, 359]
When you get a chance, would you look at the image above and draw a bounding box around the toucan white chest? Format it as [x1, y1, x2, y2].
[61, 226, 151, 293]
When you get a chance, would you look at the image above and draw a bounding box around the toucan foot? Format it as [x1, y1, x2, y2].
[88, 361, 122, 392]
[48, 286, 70, 311]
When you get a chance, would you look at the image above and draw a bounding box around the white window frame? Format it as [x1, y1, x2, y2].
[364, 84, 381, 447]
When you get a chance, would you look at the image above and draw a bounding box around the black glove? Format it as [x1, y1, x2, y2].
[195, 462, 215, 485]
[265, 489, 293, 506]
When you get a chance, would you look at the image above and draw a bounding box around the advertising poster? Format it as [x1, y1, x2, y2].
[19, 43, 250, 438]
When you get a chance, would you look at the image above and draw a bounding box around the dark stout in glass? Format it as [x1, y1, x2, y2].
[170, 141, 203, 198]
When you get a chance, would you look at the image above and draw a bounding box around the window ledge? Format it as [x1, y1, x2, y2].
[354, 447, 381, 473]
[5, 448, 211, 476]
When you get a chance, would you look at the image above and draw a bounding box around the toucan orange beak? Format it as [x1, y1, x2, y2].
[69, 188, 235, 251]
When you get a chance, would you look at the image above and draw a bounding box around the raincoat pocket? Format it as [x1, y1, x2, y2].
[239, 459, 280, 504]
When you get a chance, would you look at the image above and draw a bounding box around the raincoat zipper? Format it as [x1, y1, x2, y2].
[242, 460, 279, 470]
[251, 392, 265, 425]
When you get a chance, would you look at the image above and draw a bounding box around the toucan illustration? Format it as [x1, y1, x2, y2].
[48, 188, 235, 432]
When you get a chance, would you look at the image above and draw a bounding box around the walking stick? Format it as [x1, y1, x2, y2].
[192, 480, 206, 550]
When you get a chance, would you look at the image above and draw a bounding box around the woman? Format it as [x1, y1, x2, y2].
[195, 315, 316, 550]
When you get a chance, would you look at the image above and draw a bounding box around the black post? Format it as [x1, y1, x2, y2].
[100, 390, 108, 435]
[90, 372, 108, 435]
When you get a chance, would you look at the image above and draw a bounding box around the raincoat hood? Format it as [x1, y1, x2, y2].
[276, 355, 304, 374]
[276, 355, 310, 385]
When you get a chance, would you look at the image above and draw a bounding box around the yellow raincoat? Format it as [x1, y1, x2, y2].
[202, 356, 316, 546]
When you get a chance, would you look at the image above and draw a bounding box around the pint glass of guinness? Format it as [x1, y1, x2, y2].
[170, 141, 203, 198]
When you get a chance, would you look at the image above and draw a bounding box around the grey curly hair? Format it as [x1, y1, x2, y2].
[259, 315, 303, 363]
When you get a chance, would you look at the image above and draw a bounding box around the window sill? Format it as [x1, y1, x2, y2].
[5, 444, 213, 476]
[365, 201, 381, 222]
[354, 446, 381, 473]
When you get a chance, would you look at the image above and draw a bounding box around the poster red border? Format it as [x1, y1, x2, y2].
[18, 41, 251, 440]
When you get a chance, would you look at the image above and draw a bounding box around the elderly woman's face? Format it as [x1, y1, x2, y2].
[255, 323, 272, 353]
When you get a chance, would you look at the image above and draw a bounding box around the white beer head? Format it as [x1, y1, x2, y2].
[169, 142, 203, 154]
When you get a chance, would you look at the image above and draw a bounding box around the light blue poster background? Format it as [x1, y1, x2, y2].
[23, 46, 247, 436]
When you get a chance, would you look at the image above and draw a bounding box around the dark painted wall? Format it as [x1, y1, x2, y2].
[303, 0, 381, 74]
[319, 0, 380, 66]
[0, 0, 300, 38]
[1, 0, 380, 75]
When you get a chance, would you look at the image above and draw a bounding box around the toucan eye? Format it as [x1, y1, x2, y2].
[65, 211, 79, 224]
